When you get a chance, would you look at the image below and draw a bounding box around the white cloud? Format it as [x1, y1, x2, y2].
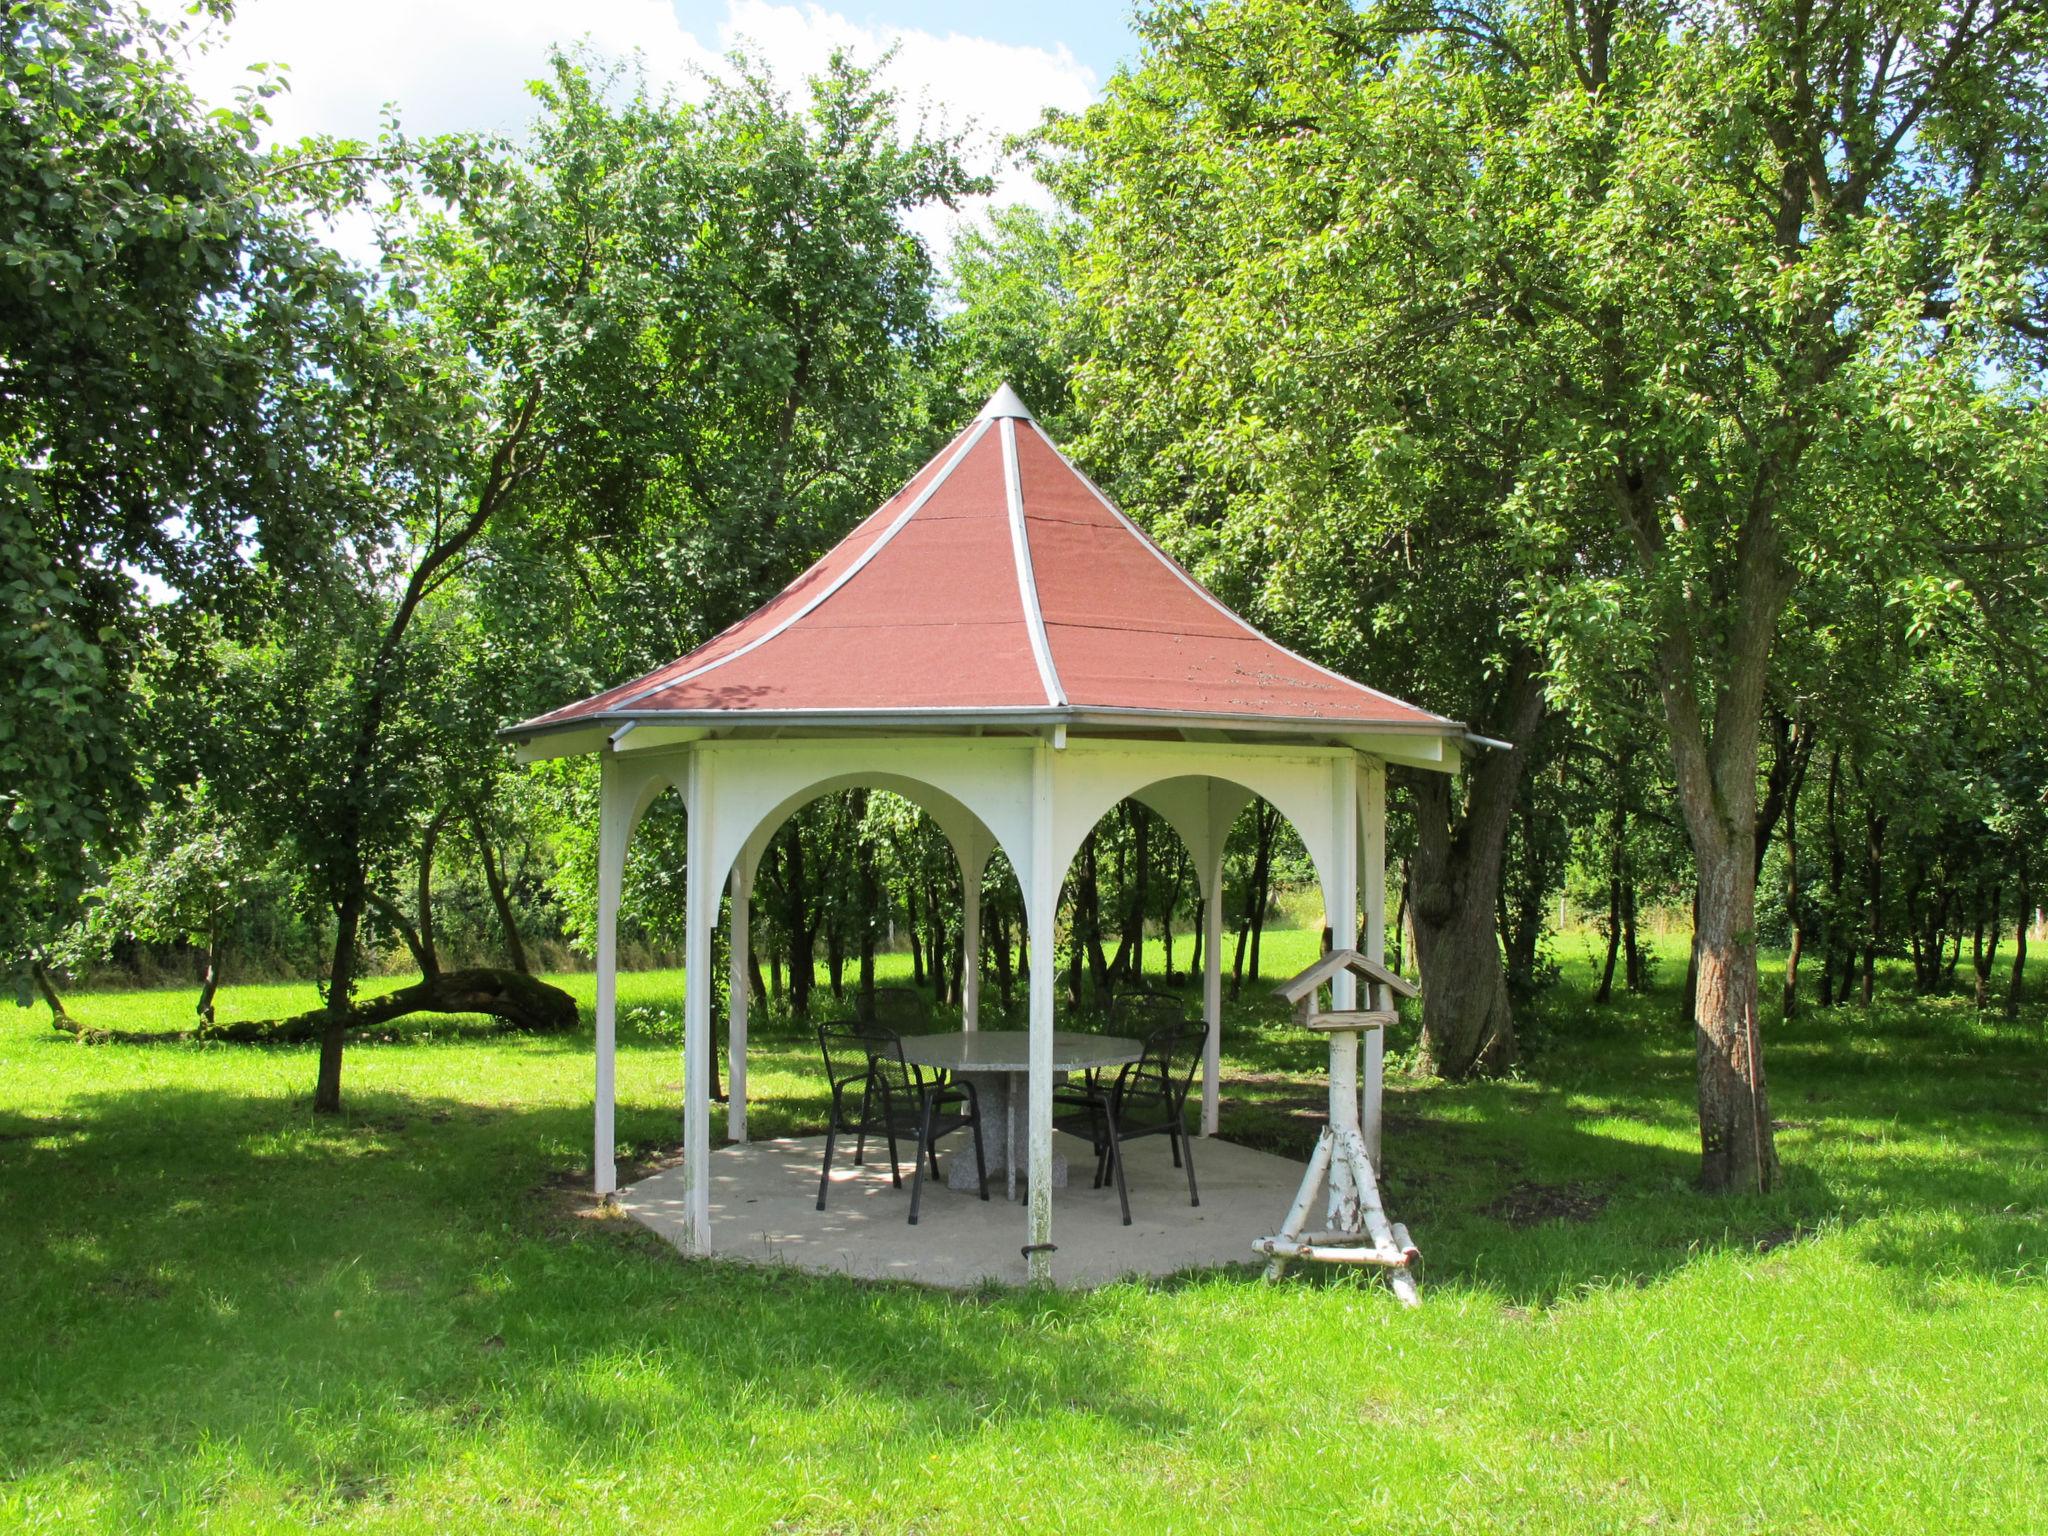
[183, 0, 1094, 258]
[712, 2, 1095, 246]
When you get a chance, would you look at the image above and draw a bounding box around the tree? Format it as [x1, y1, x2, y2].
[940, 206, 1086, 434]
[58, 786, 264, 1025]
[206, 48, 982, 1110]
[1061, 0, 2048, 1190]
[1042, 3, 1569, 1076]
[2, 0, 369, 989]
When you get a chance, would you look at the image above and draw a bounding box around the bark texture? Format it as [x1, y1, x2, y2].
[1410, 655, 1545, 1078]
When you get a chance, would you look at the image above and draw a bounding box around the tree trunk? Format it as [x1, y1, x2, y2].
[417, 809, 446, 979]
[1862, 810, 1886, 1006]
[365, 889, 431, 976]
[784, 827, 813, 1018]
[906, 879, 925, 987]
[2008, 858, 2030, 1020]
[854, 791, 877, 1000]
[205, 967, 575, 1043]
[1691, 835, 1777, 1194]
[1390, 858, 1408, 975]
[1595, 788, 1626, 1004]
[926, 877, 949, 1004]
[197, 913, 223, 1027]
[1080, 834, 1111, 991]
[1820, 748, 1843, 1008]
[1410, 656, 1545, 1077]
[1232, 803, 1277, 995]
[1972, 884, 2000, 1010]
[1248, 803, 1276, 984]
[1680, 891, 1700, 1026]
[314, 881, 365, 1113]
[1501, 792, 1549, 995]
[993, 900, 1014, 1011]
[1622, 861, 1644, 991]
[472, 812, 529, 975]
[33, 957, 73, 1030]
[1128, 810, 1150, 979]
[1781, 774, 1802, 1019]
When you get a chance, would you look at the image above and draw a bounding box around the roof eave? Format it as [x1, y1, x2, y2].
[500, 705, 1471, 766]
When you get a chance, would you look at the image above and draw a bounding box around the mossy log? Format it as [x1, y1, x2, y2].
[56, 968, 578, 1045]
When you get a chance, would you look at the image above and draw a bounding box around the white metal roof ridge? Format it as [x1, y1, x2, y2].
[1023, 421, 1457, 725]
[1001, 415, 1068, 707]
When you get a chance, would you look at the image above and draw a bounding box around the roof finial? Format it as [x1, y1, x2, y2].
[976, 383, 1035, 422]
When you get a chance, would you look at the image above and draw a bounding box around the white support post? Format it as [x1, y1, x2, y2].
[1325, 754, 1361, 1225]
[593, 752, 631, 1198]
[681, 750, 714, 1252]
[1201, 854, 1224, 1137]
[1359, 757, 1388, 1168]
[727, 855, 751, 1144]
[1025, 743, 1057, 1285]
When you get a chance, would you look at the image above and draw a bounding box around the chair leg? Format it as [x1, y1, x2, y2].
[1102, 1100, 1131, 1227]
[881, 1087, 903, 1189]
[854, 1077, 873, 1166]
[909, 1089, 938, 1226]
[1178, 1103, 1199, 1207]
[817, 1123, 838, 1211]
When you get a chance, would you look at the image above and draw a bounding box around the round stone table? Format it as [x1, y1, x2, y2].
[897, 1030, 1142, 1201]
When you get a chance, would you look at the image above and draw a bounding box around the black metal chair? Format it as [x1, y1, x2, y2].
[815, 1020, 989, 1224]
[1069, 1020, 1203, 1222]
[1051, 1064, 1131, 1226]
[1109, 987, 1186, 1035]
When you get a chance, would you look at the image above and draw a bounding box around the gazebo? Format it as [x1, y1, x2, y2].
[504, 387, 1466, 1284]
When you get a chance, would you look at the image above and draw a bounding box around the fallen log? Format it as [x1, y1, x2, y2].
[54, 968, 578, 1045]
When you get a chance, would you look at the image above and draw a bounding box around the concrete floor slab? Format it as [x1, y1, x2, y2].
[620, 1131, 1307, 1289]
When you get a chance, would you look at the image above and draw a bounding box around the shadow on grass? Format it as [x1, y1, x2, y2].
[2, 1080, 1202, 1521]
[9, 956, 2045, 1520]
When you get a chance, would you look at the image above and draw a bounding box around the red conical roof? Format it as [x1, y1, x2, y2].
[516, 390, 1457, 739]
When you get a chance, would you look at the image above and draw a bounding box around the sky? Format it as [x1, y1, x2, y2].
[184, 0, 1143, 256]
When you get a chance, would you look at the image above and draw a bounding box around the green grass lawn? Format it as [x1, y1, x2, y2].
[4, 932, 2045, 1533]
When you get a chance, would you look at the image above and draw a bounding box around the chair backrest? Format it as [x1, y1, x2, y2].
[817, 1020, 877, 1089]
[1117, 1019, 1203, 1111]
[1111, 989, 1185, 1034]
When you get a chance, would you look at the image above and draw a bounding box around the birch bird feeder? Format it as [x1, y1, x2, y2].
[1255, 949, 1423, 1304]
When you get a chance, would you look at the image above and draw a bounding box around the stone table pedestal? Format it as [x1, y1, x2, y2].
[897, 1030, 1144, 1202]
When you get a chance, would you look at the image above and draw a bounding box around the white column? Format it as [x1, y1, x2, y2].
[726, 855, 751, 1144]
[593, 751, 632, 1198]
[1359, 757, 1388, 1168]
[681, 749, 715, 1251]
[1025, 744, 1057, 1284]
[1325, 754, 1361, 1223]
[960, 841, 987, 1031]
[1200, 852, 1224, 1136]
